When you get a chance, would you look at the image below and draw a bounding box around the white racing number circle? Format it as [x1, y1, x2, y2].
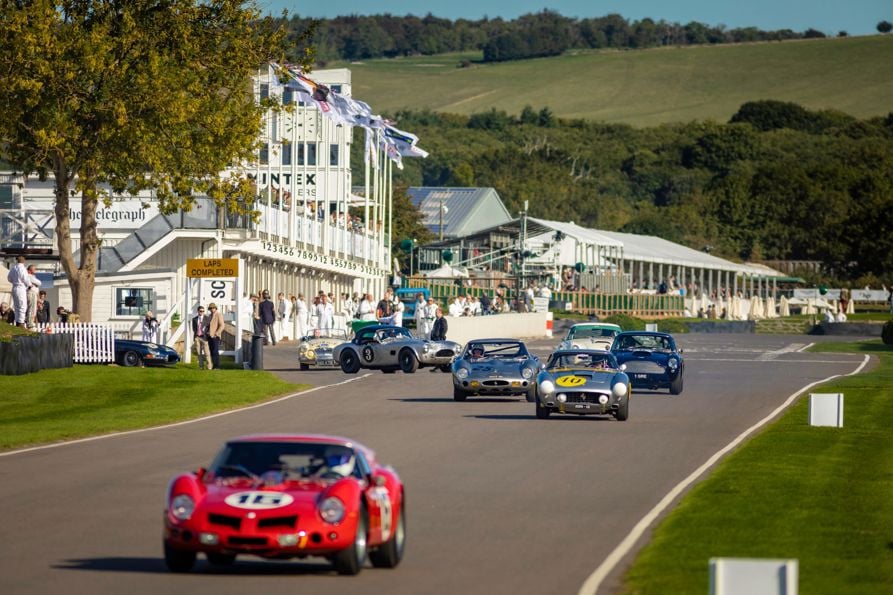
[362, 345, 375, 362]
[225, 491, 294, 510]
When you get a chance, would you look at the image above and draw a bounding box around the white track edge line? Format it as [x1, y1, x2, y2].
[0, 373, 373, 458]
[797, 342, 816, 352]
[578, 353, 870, 595]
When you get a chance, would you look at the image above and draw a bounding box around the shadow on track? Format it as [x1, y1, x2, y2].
[390, 397, 529, 403]
[54, 557, 335, 575]
[464, 414, 615, 421]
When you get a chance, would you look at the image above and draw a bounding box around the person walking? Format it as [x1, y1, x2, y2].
[259, 290, 277, 345]
[6, 256, 29, 327]
[413, 293, 426, 337]
[141, 311, 159, 342]
[277, 292, 292, 341]
[430, 307, 448, 341]
[316, 293, 334, 331]
[191, 306, 212, 369]
[296, 293, 308, 338]
[420, 297, 437, 339]
[36, 290, 51, 324]
[207, 303, 224, 370]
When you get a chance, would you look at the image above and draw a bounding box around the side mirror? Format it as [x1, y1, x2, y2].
[195, 467, 207, 480]
[372, 474, 387, 487]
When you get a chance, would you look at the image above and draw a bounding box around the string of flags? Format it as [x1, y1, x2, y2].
[270, 63, 429, 170]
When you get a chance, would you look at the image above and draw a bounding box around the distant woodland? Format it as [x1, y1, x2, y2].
[282, 10, 833, 64]
[354, 101, 893, 283]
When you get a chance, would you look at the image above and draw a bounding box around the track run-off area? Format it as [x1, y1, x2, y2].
[1, 333, 869, 595]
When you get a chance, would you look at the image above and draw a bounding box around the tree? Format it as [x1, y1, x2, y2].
[0, 1, 311, 321]
[389, 187, 433, 273]
[878, 20, 893, 34]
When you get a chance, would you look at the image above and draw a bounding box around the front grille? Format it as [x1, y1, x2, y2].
[208, 514, 241, 530]
[483, 380, 509, 386]
[436, 349, 455, 357]
[564, 392, 606, 404]
[258, 515, 298, 529]
[229, 536, 267, 546]
[622, 360, 665, 374]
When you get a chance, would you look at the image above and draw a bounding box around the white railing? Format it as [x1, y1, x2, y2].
[36, 323, 115, 363]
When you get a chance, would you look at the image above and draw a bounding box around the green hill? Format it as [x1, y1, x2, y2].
[346, 36, 893, 126]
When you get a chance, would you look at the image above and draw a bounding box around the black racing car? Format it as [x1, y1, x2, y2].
[114, 339, 181, 367]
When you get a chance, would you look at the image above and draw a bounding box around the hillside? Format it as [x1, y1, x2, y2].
[346, 36, 893, 126]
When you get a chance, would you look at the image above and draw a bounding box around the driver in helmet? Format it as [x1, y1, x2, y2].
[319, 452, 355, 479]
[469, 344, 485, 359]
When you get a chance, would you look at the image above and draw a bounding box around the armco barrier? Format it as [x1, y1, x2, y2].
[0, 333, 74, 375]
[444, 312, 548, 346]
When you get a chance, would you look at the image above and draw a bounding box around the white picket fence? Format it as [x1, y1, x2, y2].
[36, 323, 115, 363]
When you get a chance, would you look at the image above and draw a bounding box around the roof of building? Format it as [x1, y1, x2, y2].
[407, 187, 512, 239]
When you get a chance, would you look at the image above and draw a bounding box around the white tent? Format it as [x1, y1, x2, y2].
[779, 295, 790, 317]
[425, 264, 469, 278]
[764, 296, 777, 318]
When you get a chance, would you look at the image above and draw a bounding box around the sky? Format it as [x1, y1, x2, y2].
[259, 1, 890, 36]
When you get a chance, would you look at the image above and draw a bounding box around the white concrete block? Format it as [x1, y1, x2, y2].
[809, 393, 844, 427]
[710, 558, 798, 595]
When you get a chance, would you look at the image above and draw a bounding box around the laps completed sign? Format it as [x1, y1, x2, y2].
[187, 258, 240, 278]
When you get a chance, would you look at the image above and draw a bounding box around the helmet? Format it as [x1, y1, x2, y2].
[470, 344, 484, 357]
[324, 453, 355, 478]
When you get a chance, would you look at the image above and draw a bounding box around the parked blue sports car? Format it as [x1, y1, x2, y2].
[610, 331, 684, 394]
[114, 339, 181, 367]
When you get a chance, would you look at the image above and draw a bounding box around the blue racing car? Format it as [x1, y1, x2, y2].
[610, 331, 684, 394]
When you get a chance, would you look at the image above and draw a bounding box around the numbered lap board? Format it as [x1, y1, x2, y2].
[186, 258, 240, 278]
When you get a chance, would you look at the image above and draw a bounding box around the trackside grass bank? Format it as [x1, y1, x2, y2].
[0, 363, 307, 450]
[622, 340, 893, 594]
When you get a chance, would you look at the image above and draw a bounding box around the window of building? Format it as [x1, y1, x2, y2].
[282, 142, 292, 166]
[283, 87, 293, 105]
[116, 288, 155, 317]
[260, 83, 269, 100]
[330, 84, 342, 94]
[306, 142, 317, 166]
[330, 144, 339, 166]
[271, 114, 278, 140]
[259, 144, 269, 165]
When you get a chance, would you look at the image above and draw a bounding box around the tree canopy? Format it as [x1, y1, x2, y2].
[0, 0, 310, 319]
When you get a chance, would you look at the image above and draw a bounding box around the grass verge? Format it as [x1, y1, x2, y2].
[0, 361, 308, 450]
[622, 340, 893, 594]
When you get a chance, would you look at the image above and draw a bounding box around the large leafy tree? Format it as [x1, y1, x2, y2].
[0, 0, 312, 320]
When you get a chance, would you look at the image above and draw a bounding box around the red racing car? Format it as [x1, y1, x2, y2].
[163, 434, 405, 575]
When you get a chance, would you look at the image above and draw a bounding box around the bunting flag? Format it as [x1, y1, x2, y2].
[271, 62, 428, 167]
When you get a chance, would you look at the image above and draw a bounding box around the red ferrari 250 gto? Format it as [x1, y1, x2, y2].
[163, 434, 405, 575]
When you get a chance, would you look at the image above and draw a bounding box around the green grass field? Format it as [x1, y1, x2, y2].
[0, 363, 307, 450]
[622, 340, 893, 593]
[343, 35, 893, 126]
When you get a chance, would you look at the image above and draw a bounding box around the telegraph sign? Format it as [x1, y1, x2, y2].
[186, 258, 239, 278]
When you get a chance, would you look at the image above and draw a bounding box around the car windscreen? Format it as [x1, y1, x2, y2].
[465, 341, 526, 359]
[208, 442, 358, 480]
[569, 327, 618, 339]
[549, 352, 618, 369]
[613, 334, 673, 351]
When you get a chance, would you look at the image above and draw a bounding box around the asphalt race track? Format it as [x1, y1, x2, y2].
[0, 334, 869, 595]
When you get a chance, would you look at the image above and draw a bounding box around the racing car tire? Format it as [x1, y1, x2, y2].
[398, 349, 419, 374]
[369, 500, 405, 568]
[122, 351, 141, 367]
[340, 350, 361, 374]
[614, 394, 630, 421]
[163, 542, 196, 572]
[453, 386, 468, 401]
[299, 363, 310, 371]
[669, 375, 684, 395]
[206, 552, 236, 566]
[525, 385, 537, 403]
[333, 505, 368, 575]
[535, 401, 551, 419]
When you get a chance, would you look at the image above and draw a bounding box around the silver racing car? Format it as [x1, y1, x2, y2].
[333, 324, 460, 374]
[534, 349, 631, 420]
[451, 339, 541, 402]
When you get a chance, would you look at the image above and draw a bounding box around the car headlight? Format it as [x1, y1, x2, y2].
[521, 367, 533, 379]
[456, 367, 469, 379]
[422, 343, 431, 353]
[539, 379, 555, 394]
[667, 358, 678, 370]
[319, 497, 345, 524]
[299, 344, 308, 353]
[170, 494, 195, 521]
[612, 382, 628, 397]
